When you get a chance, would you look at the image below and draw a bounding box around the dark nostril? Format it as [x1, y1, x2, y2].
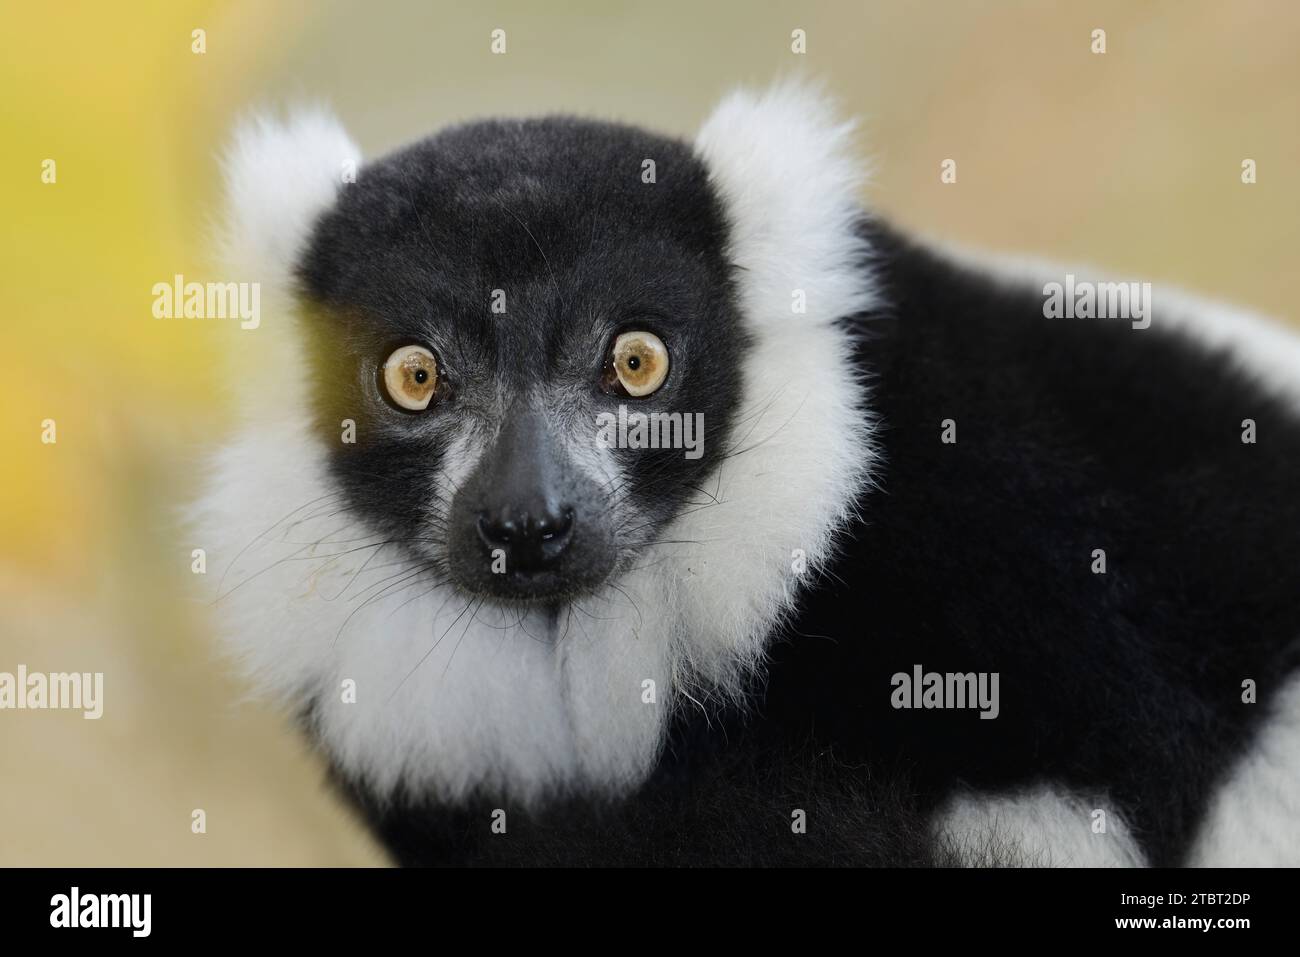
[538, 508, 574, 541]
[476, 513, 517, 547]
[476, 507, 575, 567]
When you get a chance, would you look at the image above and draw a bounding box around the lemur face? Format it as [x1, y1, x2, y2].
[294, 118, 747, 604]
[203, 86, 874, 803]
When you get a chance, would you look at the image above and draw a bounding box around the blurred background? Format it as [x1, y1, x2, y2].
[1, 0, 1296, 865]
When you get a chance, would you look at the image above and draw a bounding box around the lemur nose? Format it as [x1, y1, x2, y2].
[476, 506, 575, 571]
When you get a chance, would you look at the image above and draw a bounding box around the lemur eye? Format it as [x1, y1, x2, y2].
[604, 331, 669, 397]
[382, 344, 439, 411]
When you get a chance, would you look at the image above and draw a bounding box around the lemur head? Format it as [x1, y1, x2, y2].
[294, 118, 745, 604]
[200, 83, 876, 804]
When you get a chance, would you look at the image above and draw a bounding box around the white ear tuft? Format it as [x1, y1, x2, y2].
[219, 108, 361, 286]
[672, 82, 879, 700]
[694, 79, 875, 326]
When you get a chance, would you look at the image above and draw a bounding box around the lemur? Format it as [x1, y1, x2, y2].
[195, 83, 1300, 866]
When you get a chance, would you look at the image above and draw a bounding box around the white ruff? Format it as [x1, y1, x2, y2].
[194, 84, 878, 806]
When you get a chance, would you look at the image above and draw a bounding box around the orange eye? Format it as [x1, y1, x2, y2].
[606, 331, 669, 397]
[382, 344, 439, 411]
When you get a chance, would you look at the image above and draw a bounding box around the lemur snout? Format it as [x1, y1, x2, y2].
[476, 505, 575, 571]
[447, 406, 614, 600]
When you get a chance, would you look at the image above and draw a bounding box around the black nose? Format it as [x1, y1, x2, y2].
[476, 506, 575, 571]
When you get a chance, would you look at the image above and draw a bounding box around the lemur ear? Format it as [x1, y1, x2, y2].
[219, 108, 361, 288]
[694, 80, 875, 328]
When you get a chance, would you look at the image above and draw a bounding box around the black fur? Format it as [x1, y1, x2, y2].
[770, 222, 1300, 866]
[294, 117, 1300, 866]
[338, 723, 958, 867]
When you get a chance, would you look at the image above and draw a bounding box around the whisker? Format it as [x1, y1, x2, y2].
[387, 596, 477, 702]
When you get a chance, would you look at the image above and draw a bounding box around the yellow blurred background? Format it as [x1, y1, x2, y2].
[1, 1, 1296, 865]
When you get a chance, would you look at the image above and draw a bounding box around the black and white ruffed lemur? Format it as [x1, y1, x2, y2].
[195, 82, 1300, 866]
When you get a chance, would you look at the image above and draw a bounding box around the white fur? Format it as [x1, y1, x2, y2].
[195, 85, 877, 805]
[1188, 672, 1300, 865]
[934, 785, 1146, 867]
[220, 109, 361, 286]
[216, 110, 361, 417]
[684, 80, 879, 689]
